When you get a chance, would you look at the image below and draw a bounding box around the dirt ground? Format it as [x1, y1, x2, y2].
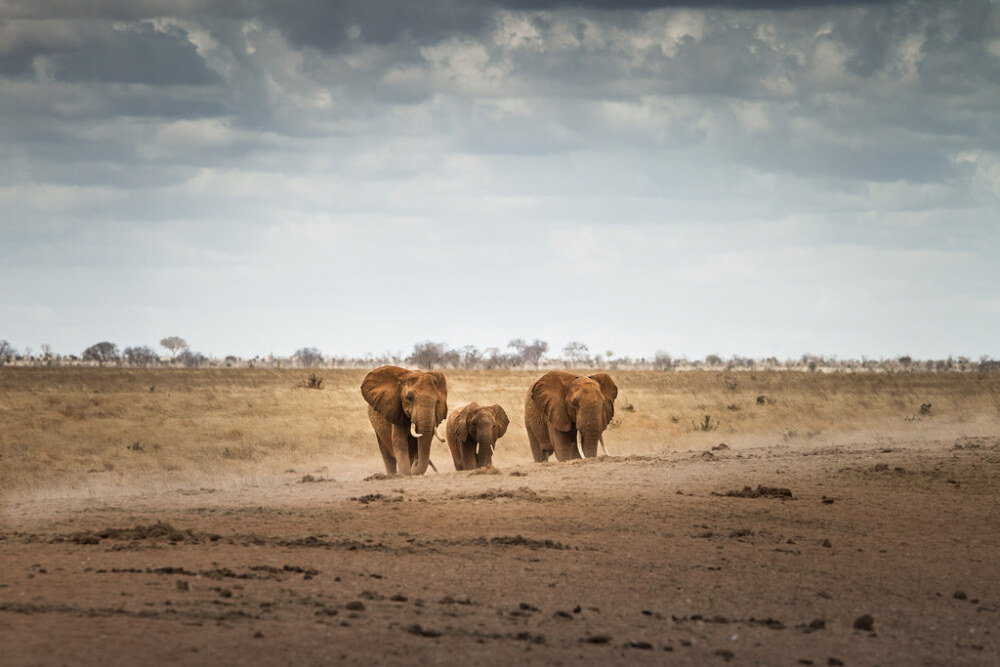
[2, 435, 998, 666]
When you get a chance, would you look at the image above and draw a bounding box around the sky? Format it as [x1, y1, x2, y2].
[1, 0, 999, 362]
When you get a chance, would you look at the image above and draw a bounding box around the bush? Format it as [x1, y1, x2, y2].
[123, 346, 159, 367]
[293, 347, 324, 368]
[83, 341, 119, 366]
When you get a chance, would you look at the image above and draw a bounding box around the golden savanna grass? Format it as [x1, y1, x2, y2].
[1, 367, 998, 501]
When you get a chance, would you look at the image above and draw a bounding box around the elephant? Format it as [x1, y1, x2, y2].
[361, 365, 447, 476]
[445, 403, 510, 471]
[524, 371, 618, 462]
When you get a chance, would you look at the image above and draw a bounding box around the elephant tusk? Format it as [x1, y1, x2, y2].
[410, 422, 423, 438]
[599, 435, 610, 457]
[433, 425, 445, 442]
[490, 441, 496, 455]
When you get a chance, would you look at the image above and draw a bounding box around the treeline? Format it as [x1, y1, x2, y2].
[1, 337, 998, 373]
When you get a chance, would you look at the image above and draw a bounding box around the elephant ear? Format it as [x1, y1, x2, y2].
[530, 372, 573, 432]
[429, 371, 448, 423]
[589, 373, 618, 423]
[491, 404, 510, 439]
[455, 403, 476, 443]
[360, 366, 406, 426]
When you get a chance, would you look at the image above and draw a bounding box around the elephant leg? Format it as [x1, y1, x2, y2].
[548, 424, 579, 462]
[376, 434, 397, 474]
[462, 443, 478, 471]
[526, 424, 548, 462]
[447, 432, 465, 471]
[449, 445, 465, 471]
[391, 424, 412, 475]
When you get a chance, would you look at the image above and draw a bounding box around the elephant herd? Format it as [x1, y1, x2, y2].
[360, 365, 619, 476]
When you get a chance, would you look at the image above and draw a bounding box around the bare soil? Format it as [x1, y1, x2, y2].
[2, 435, 998, 666]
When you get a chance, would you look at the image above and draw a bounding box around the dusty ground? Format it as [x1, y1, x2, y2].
[2, 434, 998, 666]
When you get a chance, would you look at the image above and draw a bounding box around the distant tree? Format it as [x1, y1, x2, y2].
[123, 346, 159, 367]
[507, 338, 527, 365]
[563, 341, 589, 365]
[293, 347, 324, 368]
[160, 336, 189, 359]
[705, 354, 723, 367]
[654, 351, 673, 371]
[407, 341, 445, 369]
[459, 345, 483, 369]
[523, 339, 549, 367]
[0, 340, 15, 365]
[176, 350, 208, 367]
[440, 348, 462, 368]
[83, 341, 119, 366]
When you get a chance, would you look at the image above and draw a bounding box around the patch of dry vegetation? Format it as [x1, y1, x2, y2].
[1, 368, 998, 500]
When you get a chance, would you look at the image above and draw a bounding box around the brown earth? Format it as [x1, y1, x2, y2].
[2, 435, 998, 666]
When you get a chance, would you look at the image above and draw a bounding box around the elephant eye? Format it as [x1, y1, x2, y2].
[404, 390, 415, 401]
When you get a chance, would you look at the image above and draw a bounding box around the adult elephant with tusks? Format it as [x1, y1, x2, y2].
[361, 365, 448, 476]
[524, 371, 618, 462]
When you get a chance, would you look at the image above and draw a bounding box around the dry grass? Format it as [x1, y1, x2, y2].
[1, 367, 998, 501]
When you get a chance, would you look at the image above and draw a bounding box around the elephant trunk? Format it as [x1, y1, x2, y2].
[476, 422, 495, 467]
[409, 400, 438, 475]
[578, 404, 604, 459]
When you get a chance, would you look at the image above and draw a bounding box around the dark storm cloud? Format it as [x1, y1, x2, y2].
[0, 0, 239, 20]
[256, 0, 495, 51]
[497, 0, 901, 8]
[48, 23, 219, 85]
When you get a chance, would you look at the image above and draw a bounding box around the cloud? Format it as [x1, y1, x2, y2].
[1, 0, 998, 358]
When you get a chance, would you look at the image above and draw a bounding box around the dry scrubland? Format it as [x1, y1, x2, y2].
[1, 367, 998, 499]
[3, 368, 1000, 665]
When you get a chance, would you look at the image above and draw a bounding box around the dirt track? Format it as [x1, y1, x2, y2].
[2, 436, 998, 666]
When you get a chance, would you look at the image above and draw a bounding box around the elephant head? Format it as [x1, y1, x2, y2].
[361, 365, 448, 475]
[529, 371, 617, 459]
[449, 403, 510, 470]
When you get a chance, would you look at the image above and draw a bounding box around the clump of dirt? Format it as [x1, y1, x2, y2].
[715, 485, 793, 499]
[406, 624, 442, 638]
[298, 474, 333, 483]
[469, 466, 501, 476]
[470, 535, 572, 550]
[364, 473, 395, 481]
[953, 436, 998, 450]
[455, 486, 543, 502]
[349, 493, 403, 504]
[853, 614, 875, 632]
[55, 521, 212, 545]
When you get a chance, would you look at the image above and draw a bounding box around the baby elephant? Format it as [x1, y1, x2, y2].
[446, 403, 510, 471]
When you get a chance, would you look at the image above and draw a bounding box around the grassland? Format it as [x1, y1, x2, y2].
[1, 367, 998, 500]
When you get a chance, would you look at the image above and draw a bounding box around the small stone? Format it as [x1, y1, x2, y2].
[853, 614, 875, 632]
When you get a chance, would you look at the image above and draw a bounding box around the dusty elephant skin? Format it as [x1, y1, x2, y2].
[446, 402, 510, 470]
[525, 371, 618, 461]
[2, 438, 998, 666]
[361, 365, 448, 475]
